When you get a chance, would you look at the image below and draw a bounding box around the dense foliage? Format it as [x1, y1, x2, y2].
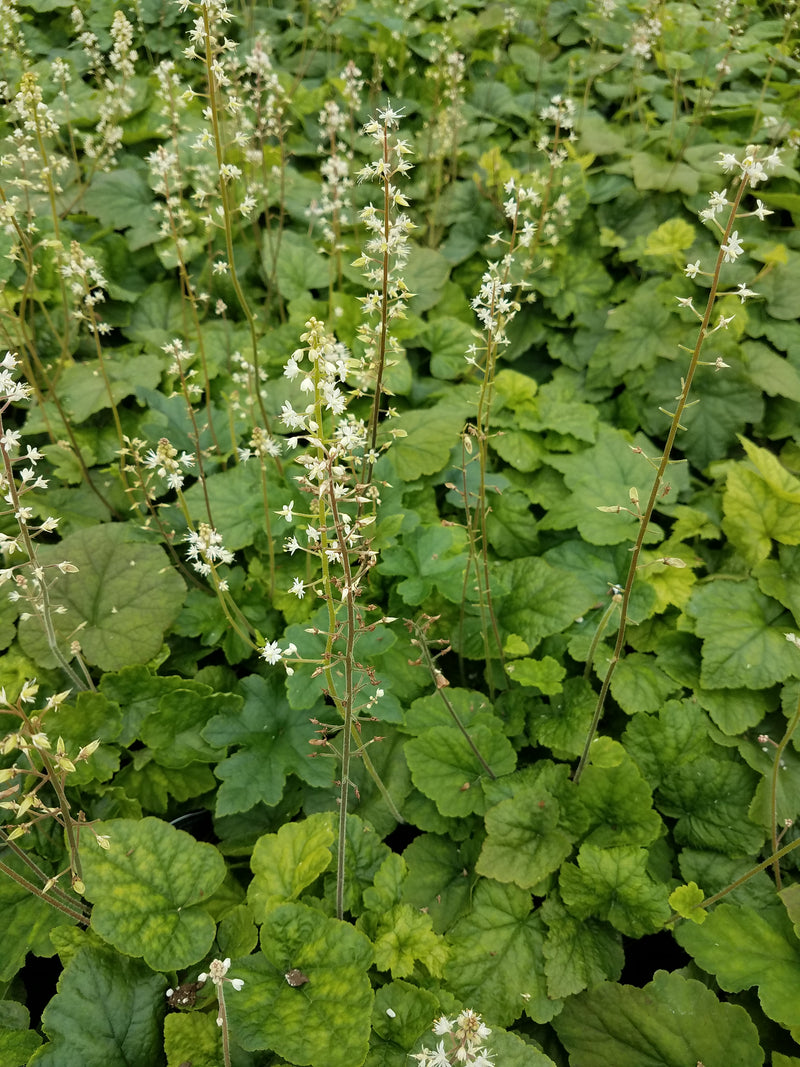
[1, 0, 800, 1064]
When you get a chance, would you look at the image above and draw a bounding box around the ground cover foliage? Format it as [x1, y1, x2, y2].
[1, 0, 800, 1063]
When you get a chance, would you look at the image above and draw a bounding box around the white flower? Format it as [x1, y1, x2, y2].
[260, 641, 283, 664]
[684, 260, 702, 279]
[735, 283, 758, 303]
[290, 577, 305, 599]
[198, 957, 244, 991]
[277, 501, 294, 522]
[720, 230, 744, 263]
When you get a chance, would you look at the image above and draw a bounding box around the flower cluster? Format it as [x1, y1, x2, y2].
[352, 105, 415, 399]
[185, 523, 235, 580]
[423, 38, 466, 163]
[1, 352, 63, 589]
[59, 241, 111, 336]
[142, 437, 195, 492]
[411, 1010, 494, 1067]
[307, 99, 354, 252]
[197, 957, 244, 993]
[255, 317, 378, 663]
[678, 146, 782, 332]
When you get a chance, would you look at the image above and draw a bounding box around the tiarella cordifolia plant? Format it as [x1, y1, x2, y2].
[258, 313, 402, 917]
[576, 143, 785, 780]
[2, 1, 800, 1065]
[457, 96, 583, 689]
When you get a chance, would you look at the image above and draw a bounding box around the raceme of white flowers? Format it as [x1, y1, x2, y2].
[678, 145, 781, 330]
[0, 353, 68, 602]
[411, 1010, 494, 1067]
[257, 316, 377, 670]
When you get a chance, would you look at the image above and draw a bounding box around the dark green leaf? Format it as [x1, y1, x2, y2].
[445, 880, 559, 1026]
[676, 903, 800, 1029]
[30, 943, 166, 1067]
[204, 673, 334, 815]
[553, 970, 763, 1067]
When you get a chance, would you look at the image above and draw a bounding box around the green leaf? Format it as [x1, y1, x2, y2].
[669, 882, 707, 924]
[724, 463, 800, 568]
[445, 879, 559, 1026]
[506, 655, 566, 695]
[657, 757, 764, 854]
[578, 752, 664, 848]
[123, 281, 185, 348]
[43, 351, 162, 425]
[559, 844, 671, 936]
[29, 943, 166, 1067]
[553, 970, 763, 1067]
[43, 691, 122, 785]
[248, 813, 335, 921]
[99, 668, 178, 747]
[272, 230, 332, 300]
[217, 903, 258, 960]
[401, 834, 479, 934]
[541, 426, 684, 545]
[163, 1012, 221, 1067]
[608, 651, 679, 714]
[642, 361, 764, 470]
[622, 699, 714, 788]
[419, 316, 476, 379]
[377, 524, 469, 604]
[497, 556, 595, 650]
[676, 903, 800, 1029]
[140, 685, 237, 768]
[0, 1017, 41, 1065]
[678, 850, 777, 912]
[754, 544, 800, 625]
[643, 217, 697, 259]
[591, 281, 683, 378]
[744, 340, 800, 402]
[370, 980, 440, 1052]
[684, 578, 798, 690]
[17, 525, 186, 671]
[204, 673, 335, 815]
[696, 685, 774, 735]
[541, 896, 624, 998]
[227, 904, 373, 1067]
[780, 883, 800, 935]
[385, 405, 466, 481]
[530, 378, 600, 443]
[476, 788, 574, 888]
[184, 461, 291, 552]
[79, 817, 226, 970]
[632, 151, 700, 194]
[759, 249, 800, 320]
[404, 246, 452, 312]
[527, 676, 597, 758]
[88, 169, 156, 234]
[369, 903, 449, 979]
[404, 722, 516, 818]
